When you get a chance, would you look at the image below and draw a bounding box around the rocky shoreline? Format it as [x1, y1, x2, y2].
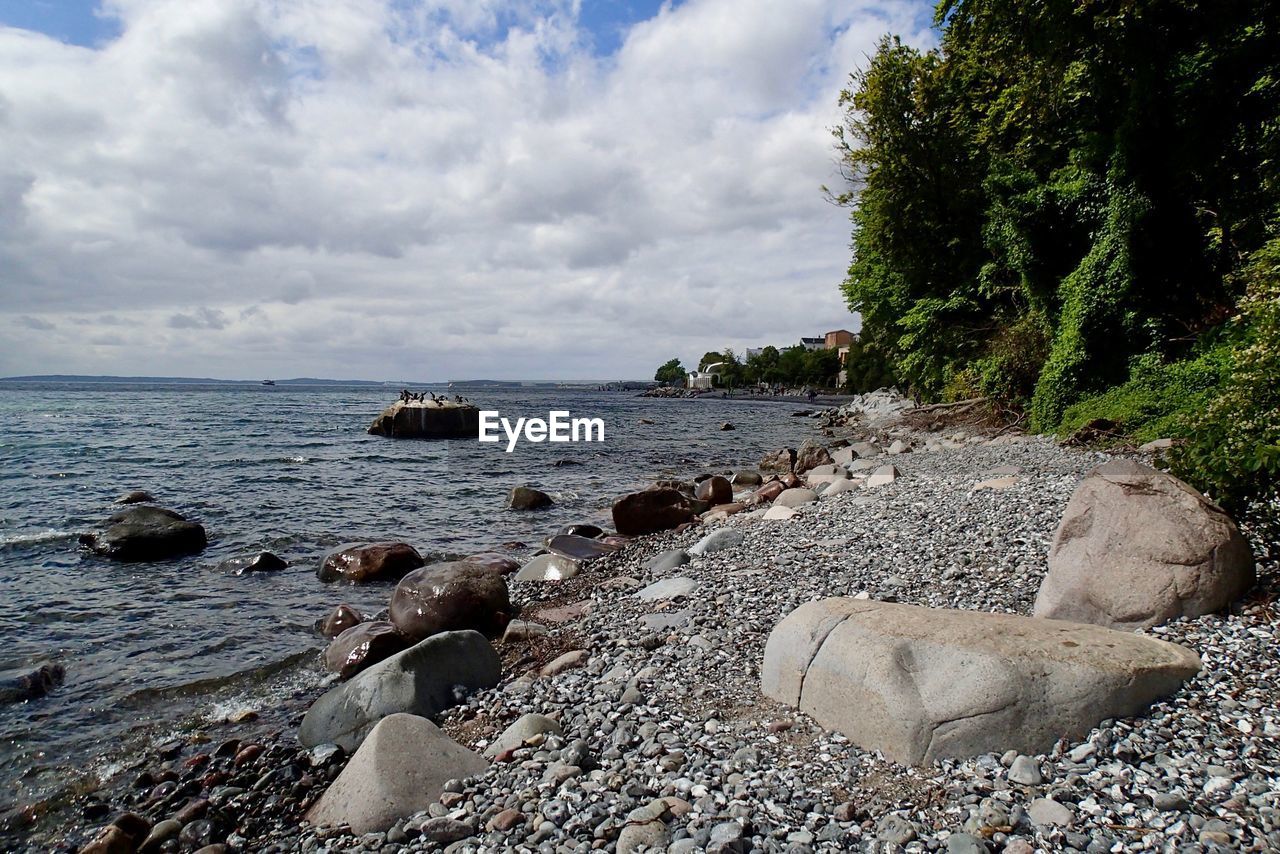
[37, 398, 1279, 853]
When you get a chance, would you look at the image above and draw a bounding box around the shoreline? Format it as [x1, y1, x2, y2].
[23, 402, 1279, 853]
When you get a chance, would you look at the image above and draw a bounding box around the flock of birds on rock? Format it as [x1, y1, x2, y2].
[398, 389, 471, 405]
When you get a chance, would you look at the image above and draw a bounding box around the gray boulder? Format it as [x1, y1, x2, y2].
[483, 713, 563, 758]
[80, 506, 206, 561]
[644, 549, 690, 573]
[774, 488, 818, 508]
[305, 713, 486, 833]
[761, 598, 1200, 764]
[513, 553, 579, 581]
[688, 528, 744, 556]
[636, 577, 697, 601]
[299, 630, 501, 751]
[1034, 460, 1255, 630]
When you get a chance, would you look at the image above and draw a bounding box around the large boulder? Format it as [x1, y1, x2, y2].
[305, 713, 486, 834]
[367, 401, 480, 439]
[611, 488, 696, 536]
[324, 621, 413, 680]
[513, 553, 579, 581]
[1033, 460, 1256, 631]
[299, 630, 501, 751]
[389, 561, 511, 641]
[794, 440, 834, 475]
[318, 542, 424, 584]
[80, 506, 206, 561]
[694, 476, 732, 506]
[461, 552, 520, 576]
[762, 599, 1201, 765]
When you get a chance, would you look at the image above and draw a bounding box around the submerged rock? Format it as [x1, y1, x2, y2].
[115, 490, 155, 505]
[0, 662, 65, 704]
[317, 542, 424, 584]
[216, 551, 287, 576]
[507, 486, 553, 510]
[80, 506, 207, 561]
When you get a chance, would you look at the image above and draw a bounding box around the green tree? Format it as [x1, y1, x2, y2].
[654, 358, 685, 386]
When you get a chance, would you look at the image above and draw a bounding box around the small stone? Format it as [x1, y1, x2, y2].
[1008, 755, 1043, 785]
[947, 832, 989, 854]
[1027, 798, 1073, 827]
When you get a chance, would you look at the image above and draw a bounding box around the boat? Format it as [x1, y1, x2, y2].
[261, 380, 276, 386]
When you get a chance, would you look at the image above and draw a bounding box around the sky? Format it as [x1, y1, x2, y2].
[0, 0, 935, 382]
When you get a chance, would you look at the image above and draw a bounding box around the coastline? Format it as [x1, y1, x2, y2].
[21, 402, 1278, 853]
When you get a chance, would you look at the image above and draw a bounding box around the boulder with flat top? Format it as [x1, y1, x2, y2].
[80, 506, 206, 561]
[762, 598, 1201, 765]
[368, 401, 480, 439]
[318, 542, 423, 584]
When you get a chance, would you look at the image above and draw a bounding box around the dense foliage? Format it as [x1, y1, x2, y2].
[654, 358, 685, 385]
[835, 0, 1280, 518]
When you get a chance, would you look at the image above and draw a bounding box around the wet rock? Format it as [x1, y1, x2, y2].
[545, 534, 622, 561]
[215, 551, 287, 575]
[320, 604, 363, 638]
[556, 523, 605, 539]
[0, 662, 65, 704]
[513, 553, 579, 582]
[299, 630, 501, 751]
[694, 476, 732, 506]
[612, 488, 696, 536]
[305, 713, 486, 834]
[81, 506, 207, 561]
[317, 542, 424, 584]
[753, 481, 787, 504]
[731, 470, 762, 486]
[763, 598, 1201, 763]
[1034, 460, 1256, 630]
[324, 621, 413, 680]
[461, 552, 521, 575]
[389, 561, 511, 641]
[507, 485, 553, 510]
[116, 491, 155, 505]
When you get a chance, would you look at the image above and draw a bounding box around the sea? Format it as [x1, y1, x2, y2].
[0, 382, 821, 828]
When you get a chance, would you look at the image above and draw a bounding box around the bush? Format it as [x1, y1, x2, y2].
[1170, 237, 1280, 537]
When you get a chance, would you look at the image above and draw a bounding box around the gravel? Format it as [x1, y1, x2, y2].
[48, 414, 1280, 853]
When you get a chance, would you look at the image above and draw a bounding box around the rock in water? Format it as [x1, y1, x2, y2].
[304, 713, 486, 834]
[299, 630, 501, 751]
[461, 552, 521, 575]
[116, 490, 155, 505]
[80, 506, 207, 561]
[388, 561, 511, 641]
[761, 598, 1200, 764]
[216, 551, 287, 575]
[611, 488, 696, 536]
[320, 604, 363, 638]
[555, 523, 605, 539]
[367, 401, 480, 439]
[507, 485, 553, 510]
[1033, 460, 1255, 630]
[545, 534, 622, 561]
[694, 476, 732, 506]
[317, 542, 424, 583]
[324, 621, 412, 680]
[0, 662, 65, 704]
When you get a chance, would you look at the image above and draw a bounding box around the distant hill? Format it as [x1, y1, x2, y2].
[0, 374, 392, 385]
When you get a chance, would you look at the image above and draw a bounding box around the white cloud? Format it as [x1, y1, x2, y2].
[0, 0, 935, 380]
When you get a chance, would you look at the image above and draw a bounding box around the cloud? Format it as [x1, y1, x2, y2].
[168, 307, 229, 330]
[16, 315, 55, 330]
[0, 0, 935, 380]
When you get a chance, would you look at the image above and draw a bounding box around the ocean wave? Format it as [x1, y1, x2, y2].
[0, 529, 80, 551]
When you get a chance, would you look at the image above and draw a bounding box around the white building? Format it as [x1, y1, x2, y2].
[687, 361, 725, 390]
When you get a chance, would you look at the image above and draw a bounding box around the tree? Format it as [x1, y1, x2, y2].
[697, 352, 726, 372]
[654, 358, 685, 386]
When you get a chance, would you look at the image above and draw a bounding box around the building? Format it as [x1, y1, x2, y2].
[824, 330, 856, 349]
[687, 362, 725, 390]
[799, 337, 825, 351]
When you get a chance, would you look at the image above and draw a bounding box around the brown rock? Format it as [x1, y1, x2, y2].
[461, 552, 520, 575]
[694, 476, 732, 506]
[324, 621, 413, 680]
[320, 604, 364, 638]
[389, 561, 511, 641]
[507, 485, 553, 510]
[488, 808, 525, 831]
[759, 448, 796, 473]
[753, 481, 787, 504]
[794, 440, 834, 474]
[611, 488, 696, 536]
[318, 542, 424, 584]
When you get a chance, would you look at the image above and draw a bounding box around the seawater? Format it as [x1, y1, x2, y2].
[0, 383, 819, 818]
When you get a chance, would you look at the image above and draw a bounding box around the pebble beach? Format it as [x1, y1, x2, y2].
[38, 400, 1280, 854]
